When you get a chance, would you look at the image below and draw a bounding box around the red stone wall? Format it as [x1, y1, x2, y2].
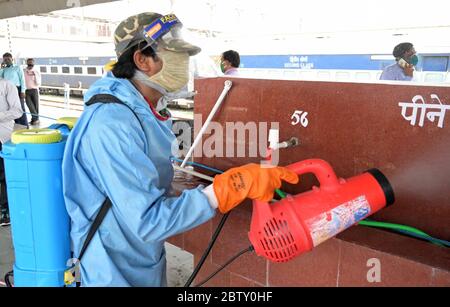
[169, 77, 450, 287]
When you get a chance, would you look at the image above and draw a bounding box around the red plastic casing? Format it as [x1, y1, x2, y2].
[248, 159, 394, 263]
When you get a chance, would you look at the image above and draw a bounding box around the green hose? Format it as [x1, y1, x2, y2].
[275, 189, 287, 198]
[358, 220, 431, 237]
[358, 219, 446, 247]
[275, 186, 446, 248]
[170, 157, 447, 248]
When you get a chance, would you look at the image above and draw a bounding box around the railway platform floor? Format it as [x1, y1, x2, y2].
[0, 225, 192, 287]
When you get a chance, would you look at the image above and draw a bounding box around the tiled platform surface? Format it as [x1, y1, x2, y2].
[0, 226, 14, 284]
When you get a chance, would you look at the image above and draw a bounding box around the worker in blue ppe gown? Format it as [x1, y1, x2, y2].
[62, 12, 298, 286]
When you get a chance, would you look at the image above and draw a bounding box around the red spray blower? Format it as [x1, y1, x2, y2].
[248, 159, 395, 263]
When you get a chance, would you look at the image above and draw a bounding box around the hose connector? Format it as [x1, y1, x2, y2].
[280, 137, 299, 148]
[274, 137, 300, 150]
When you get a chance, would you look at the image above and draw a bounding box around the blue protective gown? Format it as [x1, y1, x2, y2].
[62, 73, 216, 287]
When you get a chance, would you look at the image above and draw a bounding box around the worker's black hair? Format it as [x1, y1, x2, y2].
[112, 41, 157, 79]
[27, 58, 34, 62]
[3, 52, 12, 58]
[393, 42, 413, 59]
[222, 50, 240, 68]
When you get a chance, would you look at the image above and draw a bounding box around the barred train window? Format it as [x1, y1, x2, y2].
[87, 67, 97, 75]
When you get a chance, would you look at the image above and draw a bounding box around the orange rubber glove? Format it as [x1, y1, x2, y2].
[213, 163, 299, 214]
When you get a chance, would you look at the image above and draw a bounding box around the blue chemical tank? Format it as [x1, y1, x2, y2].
[0, 118, 77, 286]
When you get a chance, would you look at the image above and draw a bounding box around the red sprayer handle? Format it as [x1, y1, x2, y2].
[250, 159, 341, 262]
[286, 159, 340, 192]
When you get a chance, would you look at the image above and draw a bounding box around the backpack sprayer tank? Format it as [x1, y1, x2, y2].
[0, 118, 77, 286]
[248, 159, 395, 263]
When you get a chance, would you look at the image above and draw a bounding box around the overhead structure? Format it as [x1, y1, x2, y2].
[0, 0, 118, 19]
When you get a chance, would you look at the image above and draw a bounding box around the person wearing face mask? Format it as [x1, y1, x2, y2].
[380, 42, 418, 81]
[24, 58, 41, 125]
[220, 50, 240, 76]
[62, 12, 298, 287]
[0, 53, 28, 127]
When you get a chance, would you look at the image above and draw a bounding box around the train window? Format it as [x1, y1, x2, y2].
[335, 72, 350, 81]
[355, 72, 371, 80]
[87, 67, 97, 75]
[445, 73, 450, 83]
[62, 67, 70, 74]
[51, 66, 58, 73]
[22, 22, 30, 32]
[40, 66, 47, 73]
[422, 56, 448, 72]
[424, 73, 445, 82]
[283, 70, 297, 79]
[269, 70, 282, 78]
[74, 67, 83, 74]
[253, 70, 266, 77]
[298, 71, 315, 80]
[317, 71, 331, 80]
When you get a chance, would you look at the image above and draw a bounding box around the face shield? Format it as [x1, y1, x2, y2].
[141, 14, 200, 55]
[110, 14, 201, 73]
[143, 15, 181, 47]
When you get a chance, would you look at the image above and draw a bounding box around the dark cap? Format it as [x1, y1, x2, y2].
[114, 12, 201, 58]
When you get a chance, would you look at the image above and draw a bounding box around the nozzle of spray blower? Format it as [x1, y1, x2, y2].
[248, 159, 394, 263]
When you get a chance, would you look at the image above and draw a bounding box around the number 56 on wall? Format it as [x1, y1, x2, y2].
[291, 110, 309, 127]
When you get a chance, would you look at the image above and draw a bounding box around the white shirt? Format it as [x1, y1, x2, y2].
[0, 78, 23, 144]
[24, 67, 42, 89]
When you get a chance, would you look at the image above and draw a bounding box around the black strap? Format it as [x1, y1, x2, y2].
[78, 94, 144, 261]
[86, 94, 145, 132]
[78, 197, 112, 261]
[85, 94, 124, 106]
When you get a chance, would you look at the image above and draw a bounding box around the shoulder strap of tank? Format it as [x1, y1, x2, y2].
[78, 197, 112, 261]
[78, 94, 145, 262]
[85, 93, 124, 106]
[85, 94, 145, 132]
[70, 196, 111, 286]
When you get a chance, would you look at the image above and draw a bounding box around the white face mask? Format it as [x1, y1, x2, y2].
[149, 49, 190, 93]
[133, 70, 195, 112]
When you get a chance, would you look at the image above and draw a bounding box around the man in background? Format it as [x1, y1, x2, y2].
[0, 53, 28, 127]
[220, 50, 240, 76]
[380, 42, 417, 81]
[24, 58, 41, 126]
